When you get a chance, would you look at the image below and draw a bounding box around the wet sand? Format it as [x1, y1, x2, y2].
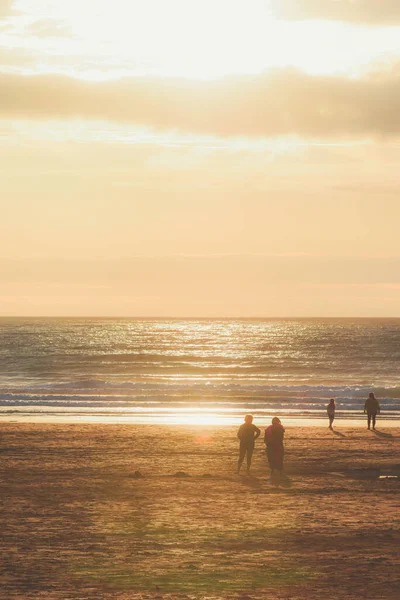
[1, 423, 399, 599]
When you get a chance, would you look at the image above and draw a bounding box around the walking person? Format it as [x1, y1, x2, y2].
[327, 398, 336, 430]
[237, 414, 260, 474]
[264, 417, 285, 475]
[364, 392, 380, 430]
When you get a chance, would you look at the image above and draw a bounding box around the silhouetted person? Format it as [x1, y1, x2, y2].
[364, 392, 380, 430]
[237, 414, 260, 474]
[327, 398, 336, 430]
[264, 417, 285, 475]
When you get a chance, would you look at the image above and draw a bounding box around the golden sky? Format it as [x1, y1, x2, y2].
[1, 0, 400, 316]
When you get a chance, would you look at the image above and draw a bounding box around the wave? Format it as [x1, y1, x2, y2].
[1, 379, 399, 418]
[3, 379, 400, 397]
[0, 393, 399, 414]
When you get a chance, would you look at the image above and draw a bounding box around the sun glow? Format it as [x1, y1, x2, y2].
[15, 0, 277, 79]
[10, 0, 400, 81]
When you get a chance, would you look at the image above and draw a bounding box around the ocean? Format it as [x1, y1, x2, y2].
[0, 318, 399, 424]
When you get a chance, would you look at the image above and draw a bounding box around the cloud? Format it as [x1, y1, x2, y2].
[0, 47, 37, 67]
[276, 0, 400, 25]
[1, 69, 400, 138]
[0, 0, 12, 17]
[25, 19, 73, 39]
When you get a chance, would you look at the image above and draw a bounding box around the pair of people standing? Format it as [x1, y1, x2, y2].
[237, 414, 284, 475]
[327, 393, 381, 430]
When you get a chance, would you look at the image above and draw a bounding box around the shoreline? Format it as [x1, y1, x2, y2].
[1, 410, 399, 427]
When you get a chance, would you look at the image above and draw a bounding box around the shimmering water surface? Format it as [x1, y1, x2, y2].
[0, 318, 399, 423]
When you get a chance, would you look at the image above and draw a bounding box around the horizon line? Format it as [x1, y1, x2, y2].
[1, 315, 400, 320]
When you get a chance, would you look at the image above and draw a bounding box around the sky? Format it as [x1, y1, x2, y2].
[1, 0, 400, 317]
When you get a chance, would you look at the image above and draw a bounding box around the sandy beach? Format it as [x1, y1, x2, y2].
[1, 422, 399, 600]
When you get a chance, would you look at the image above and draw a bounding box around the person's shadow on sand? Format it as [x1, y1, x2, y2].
[332, 430, 346, 438]
[239, 473, 262, 489]
[270, 472, 292, 488]
[372, 430, 393, 438]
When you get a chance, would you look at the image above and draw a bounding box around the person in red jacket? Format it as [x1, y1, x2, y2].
[264, 417, 285, 475]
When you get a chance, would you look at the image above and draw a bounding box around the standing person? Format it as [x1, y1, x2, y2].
[327, 398, 336, 430]
[364, 392, 380, 430]
[237, 414, 260, 474]
[264, 417, 285, 475]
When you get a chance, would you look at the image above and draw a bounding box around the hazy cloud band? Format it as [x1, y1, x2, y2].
[276, 0, 400, 25]
[2, 69, 400, 138]
[2, 256, 400, 286]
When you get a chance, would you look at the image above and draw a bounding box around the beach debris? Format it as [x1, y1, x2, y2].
[132, 470, 144, 478]
[379, 475, 399, 480]
[201, 473, 214, 478]
[173, 471, 191, 478]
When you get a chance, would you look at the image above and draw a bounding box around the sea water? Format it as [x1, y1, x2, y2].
[0, 318, 399, 423]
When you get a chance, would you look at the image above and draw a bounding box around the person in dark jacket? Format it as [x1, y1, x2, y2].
[264, 417, 285, 474]
[327, 398, 336, 430]
[364, 392, 380, 430]
[237, 414, 260, 474]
